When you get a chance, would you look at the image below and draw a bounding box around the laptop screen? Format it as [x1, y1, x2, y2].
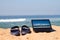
[32, 19, 51, 28]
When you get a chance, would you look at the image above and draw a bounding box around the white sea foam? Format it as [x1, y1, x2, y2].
[0, 18, 26, 22]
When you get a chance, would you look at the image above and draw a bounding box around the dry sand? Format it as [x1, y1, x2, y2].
[0, 25, 60, 40]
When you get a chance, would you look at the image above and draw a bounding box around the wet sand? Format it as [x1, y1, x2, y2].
[0, 25, 60, 40]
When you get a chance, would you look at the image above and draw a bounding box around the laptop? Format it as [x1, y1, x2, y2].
[31, 19, 52, 32]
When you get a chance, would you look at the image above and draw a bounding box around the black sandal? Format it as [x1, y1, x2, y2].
[21, 25, 31, 35]
[10, 26, 20, 36]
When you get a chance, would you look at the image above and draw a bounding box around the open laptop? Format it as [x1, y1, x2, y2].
[31, 19, 52, 32]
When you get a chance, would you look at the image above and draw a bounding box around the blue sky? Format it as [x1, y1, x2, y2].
[0, 0, 60, 16]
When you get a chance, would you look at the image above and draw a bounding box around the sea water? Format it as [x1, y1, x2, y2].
[0, 15, 60, 28]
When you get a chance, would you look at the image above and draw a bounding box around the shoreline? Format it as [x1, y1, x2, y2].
[0, 25, 60, 40]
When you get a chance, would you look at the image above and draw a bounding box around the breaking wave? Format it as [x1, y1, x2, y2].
[0, 18, 26, 22]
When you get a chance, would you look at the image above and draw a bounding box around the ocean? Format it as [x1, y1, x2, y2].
[0, 15, 60, 28]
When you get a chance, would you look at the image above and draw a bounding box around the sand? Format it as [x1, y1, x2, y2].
[0, 25, 60, 40]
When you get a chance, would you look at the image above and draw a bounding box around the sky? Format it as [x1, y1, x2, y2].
[0, 0, 60, 16]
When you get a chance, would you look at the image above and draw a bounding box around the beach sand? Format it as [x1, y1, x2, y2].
[0, 25, 60, 40]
